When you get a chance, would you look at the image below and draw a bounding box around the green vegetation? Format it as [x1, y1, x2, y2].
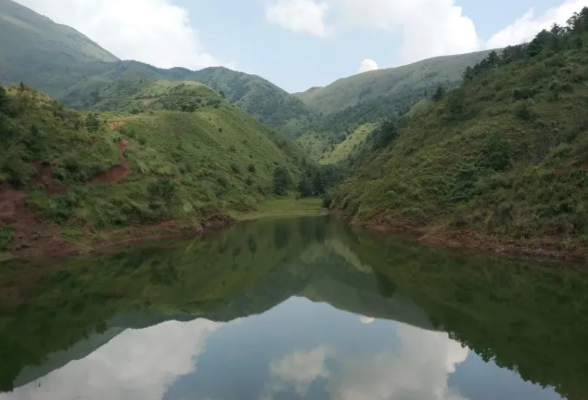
[0, 225, 12, 251]
[63, 78, 223, 113]
[187, 67, 317, 137]
[295, 50, 492, 116]
[0, 82, 304, 250]
[229, 197, 325, 220]
[58, 64, 318, 137]
[0, 0, 118, 95]
[0, 1, 317, 137]
[293, 53, 491, 165]
[317, 123, 376, 165]
[331, 8, 588, 252]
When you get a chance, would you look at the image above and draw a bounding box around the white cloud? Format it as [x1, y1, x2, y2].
[13, 0, 227, 70]
[487, 0, 588, 49]
[359, 315, 376, 323]
[265, 0, 480, 65]
[332, 0, 480, 64]
[357, 59, 379, 74]
[266, 0, 330, 36]
[3, 319, 224, 400]
[328, 325, 470, 400]
[259, 324, 469, 400]
[262, 347, 330, 398]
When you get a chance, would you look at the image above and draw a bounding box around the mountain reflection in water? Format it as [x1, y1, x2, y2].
[0, 216, 586, 400]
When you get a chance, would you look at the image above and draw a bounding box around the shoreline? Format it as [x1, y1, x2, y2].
[4, 198, 586, 263]
[1, 198, 326, 261]
[345, 216, 588, 263]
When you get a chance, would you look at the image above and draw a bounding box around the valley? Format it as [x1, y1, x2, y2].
[1, 0, 588, 259]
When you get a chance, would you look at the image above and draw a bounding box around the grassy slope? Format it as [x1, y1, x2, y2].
[331, 21, 588, 254]
[0, 0, 118, 93]
[294, 52, 492, 165]
[229, 197, 325, 220]
[295, 50, 492, 115]
[190, 67, 317, 137]
[319, 123, 376, 165]
[0, 1, 316, 138]
[56, 62, 317, 137]
[0, 83, 303, 253]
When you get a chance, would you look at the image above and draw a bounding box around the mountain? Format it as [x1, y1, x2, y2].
[0, 82, 303, 255]
[0, 0, 118, 94]
[294, 51, 493, 164]
[189, 67, 317, 136]
[296, 50, 493, 116]
[0, 1, 316, 137]
[329, 9, 588, 255]
[58, 62, 318, 137]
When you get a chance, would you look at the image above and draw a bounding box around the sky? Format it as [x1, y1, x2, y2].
[13, 0, 588, 92]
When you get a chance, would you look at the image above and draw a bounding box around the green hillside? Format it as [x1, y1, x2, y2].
[295, 50, 493, 116]
[0, 0, 118, 94]
[56, 62, 317, 137]
[330, 9, 588, 256]
[292, 51, 493, 164]
[0, 82, 303, 256]
[189, 67, 317, 136]
[0, 1, 316, 137]
[297, 123, 376, 166]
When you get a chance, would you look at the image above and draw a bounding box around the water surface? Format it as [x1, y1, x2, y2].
[0, 216, 587, 400]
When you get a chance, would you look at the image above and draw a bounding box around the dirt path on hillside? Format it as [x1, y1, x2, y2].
[89, 139, 131, 184]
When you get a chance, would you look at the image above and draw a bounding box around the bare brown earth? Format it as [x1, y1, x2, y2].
[89, 139, 131, 185]
[345, 214, 588, 262]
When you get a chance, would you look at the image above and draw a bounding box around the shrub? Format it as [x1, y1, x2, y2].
[230, 163, 241, 175]
[0, 225, 13, 251]
[148, 176, 179, 206]
[479, 135, 511, 171]
[85, 113, 101, 132]
[273, 167, 292, 195]
[514, 102, 535, 121]
[432, 86, 446, 102]
[248, 164, 256, 173]
[2, 154, 35, 187]
[322, 193, 333, 209]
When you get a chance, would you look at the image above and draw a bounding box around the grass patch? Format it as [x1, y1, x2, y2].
[320, 123, 375, 165]
[230, 197, 325, 220]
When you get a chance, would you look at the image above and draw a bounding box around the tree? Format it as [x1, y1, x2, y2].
[486, 51, 499, 67]
[462, 66, 474, 81]
[273, 167, 292, 195]
[85, 113, 101, 132]
[432, 86, 446, 102]
[527, 29, 551, 57]
[297, 175, 314, 197]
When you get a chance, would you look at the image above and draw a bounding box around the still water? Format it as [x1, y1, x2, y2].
[0, 216, 587, 400]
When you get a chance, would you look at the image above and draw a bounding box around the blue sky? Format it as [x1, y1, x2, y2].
[16, 0, 588, 92]
[179, 0, 565, 92]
